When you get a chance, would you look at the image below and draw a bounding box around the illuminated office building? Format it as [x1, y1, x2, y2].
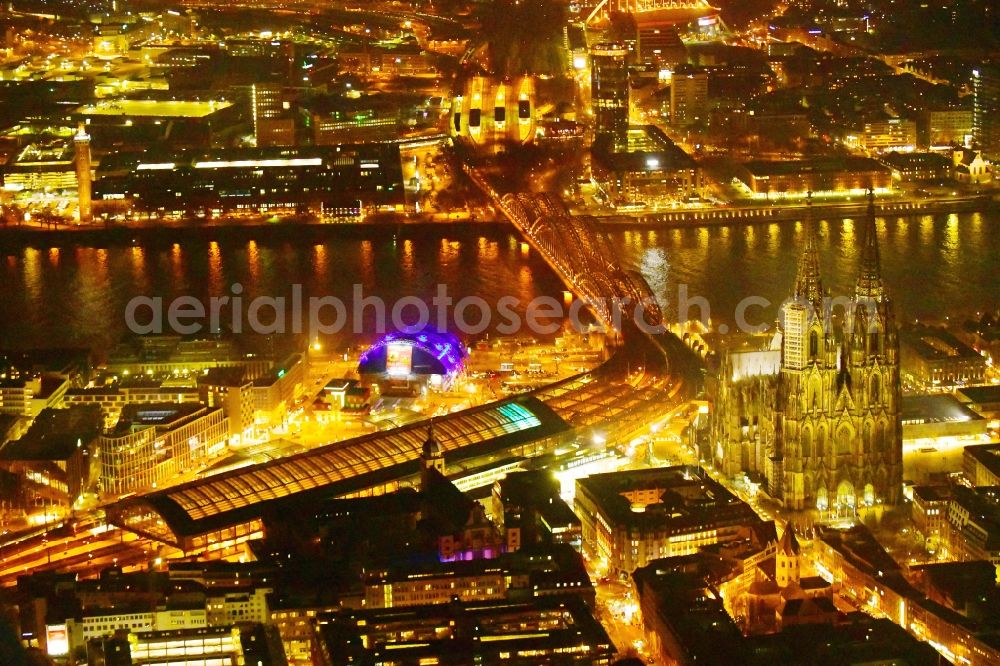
[1, 143, 78, 197]
[574, 466, 763, 573]
[846, 118, 917, 154]
[104, 335, 271, 380]
[591, 126, 701, 208]
[251, 354, 305, 427]
[899, 325, 988, 389]
[590, 43, 630, 151]
[199, 369, 257, 440]
[670, 64, 708, 126]
[127, 624, 284, 666]
[99, 403, 228, 495]
[73, 98, 241, 152]
[252, 83, 295, 147]
[94, 145, 405, 218]
[919, 109, 973, 148]
[973, 64, 1000, 159]
[736, 157, 892, 198]
[0, 405, 101, 517]
[63, 383, 202, 429]
[315, 597, 614, 665]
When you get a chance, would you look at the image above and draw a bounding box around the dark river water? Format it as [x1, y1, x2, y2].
[0, 211, 996, 352]
[611, 210, 999, 329]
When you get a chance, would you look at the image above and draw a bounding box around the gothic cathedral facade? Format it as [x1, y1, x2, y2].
[715, 195, 903, 511]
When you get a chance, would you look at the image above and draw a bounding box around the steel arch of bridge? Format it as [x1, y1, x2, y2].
[586, 0, 717, 24]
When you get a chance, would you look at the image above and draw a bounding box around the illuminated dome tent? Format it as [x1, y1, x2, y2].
[358, 329, 467, 395]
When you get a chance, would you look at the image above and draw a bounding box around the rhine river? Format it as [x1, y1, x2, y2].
[0, 211, 997, 352]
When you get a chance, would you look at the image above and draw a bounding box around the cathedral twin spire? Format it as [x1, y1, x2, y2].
[793, 193, 824, 311]
[792, 189, 885, 310]
[855, 190, 886, 303]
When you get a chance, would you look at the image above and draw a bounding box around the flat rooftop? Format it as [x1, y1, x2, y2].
[880, 151, 951, 169]
[0, 347, 90, 376]
[957, 384, 1000, 406]
[901, 394, 984, 425]
[950, 486, 1000, 541]
[899, 325, 983, 361]
[576, 465, 758, 529]
[117, 402, 206, 427]
[745, 616, 941, 664]
[911, 484, 950, 504]
[742, 156, 890, 176]
[592, 125, 698, 173]
[965, 443, 1000, 479]
[815, 525, 901, 578]
[76, 99, 233, 118]
[0, 405, 102, 461]
[316, 596, 612, 663]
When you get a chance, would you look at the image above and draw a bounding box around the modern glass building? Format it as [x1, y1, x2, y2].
[590, 43, 630, 151]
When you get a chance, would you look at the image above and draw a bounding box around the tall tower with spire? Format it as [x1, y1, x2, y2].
[767, 192, 902, 510]
[780, 195, 831, 372]
[776, 196, 839, 507]
[839, 190, 902, 506]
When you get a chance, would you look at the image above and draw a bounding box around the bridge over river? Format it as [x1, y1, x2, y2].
[4, 175, 707, 568]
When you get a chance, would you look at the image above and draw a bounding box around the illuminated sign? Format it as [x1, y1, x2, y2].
[698, 16, 717, 26]
[46, 624, 69, 656]
[386, 343, 413, 376]
[137, 163, 176, 170]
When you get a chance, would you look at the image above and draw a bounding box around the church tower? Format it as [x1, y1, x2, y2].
[775, 523, 801, 588]
[777, 196, 839, 509]
[839, 191, 903, 506]
[420, 421, 445, 490]
[780, 195, 836, 372]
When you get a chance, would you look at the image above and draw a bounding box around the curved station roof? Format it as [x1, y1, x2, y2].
[106, 396, 569, 546]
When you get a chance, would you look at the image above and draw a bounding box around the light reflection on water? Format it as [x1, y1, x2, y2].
[610, 212, 999, 327]
[0, 230, 567, 351]
[0, 211, 996, 351]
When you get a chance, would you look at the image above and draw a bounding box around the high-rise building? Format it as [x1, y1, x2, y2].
[973, 64, 1000, 159]
[714, 196, 903, 511]
[252, 83, 295, 147]
[919, 109, 973, 148]
[669, 64, 708, 126]
[590, 43, 630, 151]
[638, 24, 686, 65]
[74, 123, 92, 222]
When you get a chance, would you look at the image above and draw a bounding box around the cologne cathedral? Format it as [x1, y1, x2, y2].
[713, 194, 903, 511]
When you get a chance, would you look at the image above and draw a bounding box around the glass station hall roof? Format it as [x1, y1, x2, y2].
[106, 396, 569, 544]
